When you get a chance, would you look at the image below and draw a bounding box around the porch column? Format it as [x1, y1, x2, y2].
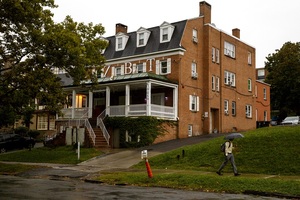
[72, 90, 76, 119]
[106, 86, 110, 116]
[146, 81, 151, 116]
[173, 86, 178, 119]
[125, 84, 130, 116]
[88, 91, 93, 118]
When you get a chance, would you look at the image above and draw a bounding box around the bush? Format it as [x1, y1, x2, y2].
[27, 130, 40, 139]
[14, 127, 29, 136]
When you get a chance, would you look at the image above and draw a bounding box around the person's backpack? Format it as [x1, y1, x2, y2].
[220, 142, 227, 152]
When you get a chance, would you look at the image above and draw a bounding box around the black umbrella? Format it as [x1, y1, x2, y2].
[224, 133, 244, 140]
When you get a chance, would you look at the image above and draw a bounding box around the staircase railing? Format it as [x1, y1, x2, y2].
[96, 110, 110, 145]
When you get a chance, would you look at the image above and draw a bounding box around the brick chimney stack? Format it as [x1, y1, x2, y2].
[232, 28, 240, 39]
[116, 23, 128, 34]
[199, 1, 211, 24]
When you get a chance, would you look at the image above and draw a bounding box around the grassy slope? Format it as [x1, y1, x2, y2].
[133, 126, 300, 175]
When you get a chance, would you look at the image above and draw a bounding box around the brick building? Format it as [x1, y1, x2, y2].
[36, 1, 261, 147]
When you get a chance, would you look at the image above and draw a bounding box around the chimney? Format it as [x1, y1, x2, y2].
[115, 23, 128, 34]
[232, 28, 240, 39]
[199, 1, 211, 24]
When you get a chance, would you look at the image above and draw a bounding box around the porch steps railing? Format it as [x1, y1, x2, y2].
[96, 110, 110, 146]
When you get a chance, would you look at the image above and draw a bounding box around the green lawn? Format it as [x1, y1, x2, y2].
[97, 126, 300, 197]
[0, 146, 102, 164]
[0, 126, 299, 197]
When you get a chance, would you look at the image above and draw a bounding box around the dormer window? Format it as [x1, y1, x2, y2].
[115, 32, 129, 51]
[136, 27, 151, 47]
[160, 22, 174, 43]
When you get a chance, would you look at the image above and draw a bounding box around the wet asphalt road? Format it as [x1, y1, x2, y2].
[0, 175, 283, 200]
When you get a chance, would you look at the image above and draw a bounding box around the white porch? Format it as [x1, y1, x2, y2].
[59, 79, 178, 120]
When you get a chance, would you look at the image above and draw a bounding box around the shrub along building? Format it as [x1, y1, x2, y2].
[50, 1, 261, 148]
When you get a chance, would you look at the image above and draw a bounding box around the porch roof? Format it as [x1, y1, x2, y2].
[59, 72, 176, 87]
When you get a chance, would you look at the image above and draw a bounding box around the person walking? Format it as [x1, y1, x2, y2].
[216, 138, 240, 176]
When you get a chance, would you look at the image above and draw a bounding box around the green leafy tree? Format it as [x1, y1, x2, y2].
[0, 0, 108, 128]
[265, 42, 300, 117]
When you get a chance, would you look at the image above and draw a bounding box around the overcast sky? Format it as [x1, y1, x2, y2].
[52, 0, 300, 68]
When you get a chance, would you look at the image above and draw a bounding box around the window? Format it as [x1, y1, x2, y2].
[137, 63, 146, 73]
[216, 49, 220, 63]
[188, 124, 193, 137]
[37, 115, 48, 130]
[156, 58, 171, 75]
[191, 62, 197, 78]
[224, 41, 235, 58]
[232, 101, 236, 116]
[248, 52, 252, 65]
[192, 29, 198, 43]
[189, 95, 199, 112]
[212, 76, 215, 91]
[245, 105, 252, 118]
[264, 110, 268, 121]
[115, 33, 129, 51]
[216, 76, 220, 92]
[224, 100, 229, 115]
[224, 71, 236, 86]
[138, 33, 144, 46]
[160, 22, 174, 43]
[263, 88, 267, 100]
[113, 66, 124, 76]
[117, 37, 122, 49]
[136, 27, 151, 47]
[248, 79, 252, 91]
[212, 47, 216, 62]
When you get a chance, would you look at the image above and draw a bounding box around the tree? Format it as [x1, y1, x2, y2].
[265, 42, 300, 117]
[0, 0, 108, 128]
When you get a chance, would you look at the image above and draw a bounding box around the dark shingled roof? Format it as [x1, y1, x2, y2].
[103, 20, 187, 60]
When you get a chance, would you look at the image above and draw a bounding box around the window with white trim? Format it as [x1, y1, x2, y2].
[263, 88, 267, 100]
[248, 79, 252, 91]
[245, 104, 252, 118]
[115, 33, 129, 51]
[224, 71, 236, 86]
[248, 52, 252, 65]
[216, 76, 220, 92]
[188, 124, 193, 137]
[156, 58, 171, 75]
[232, 101, 236, 116]
[191, 62, 197, 78]
[212, 76, 215, 91]
[224, 100, 229, 115]
[136, 27, 151, 47]
[189, 95, 199, 112]
[216, 48, 220, 63]
[224, 41, 235, 58]
[212, 47, 216, 62]
[37, 115, 48, 130]
[137, 63, 146, 73]
[160, 22, 174, 43]
[192, 29, 198, 43]
[114, 66, 124, 76]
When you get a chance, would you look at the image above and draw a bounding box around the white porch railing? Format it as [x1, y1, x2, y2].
[96, 110, 110, 146]
[60, 108, 89, 119]
[109, 104, 175, 119]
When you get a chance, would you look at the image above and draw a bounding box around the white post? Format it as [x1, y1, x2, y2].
[106, 86, 110, 116]
[146, 82, 151, 116]
[125, 84, 130, 116]
[88, 91, 93, 118]
[77, 141, 80, 160]
[72, 90, 76, 119]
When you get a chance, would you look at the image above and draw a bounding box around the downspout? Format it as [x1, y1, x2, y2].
[219, 30, 223, 133]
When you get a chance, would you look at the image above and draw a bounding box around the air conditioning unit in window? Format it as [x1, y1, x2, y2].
[192, 37, 198, 43]
[192, 72, 198, 79]
[224, 110, 229, 115]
